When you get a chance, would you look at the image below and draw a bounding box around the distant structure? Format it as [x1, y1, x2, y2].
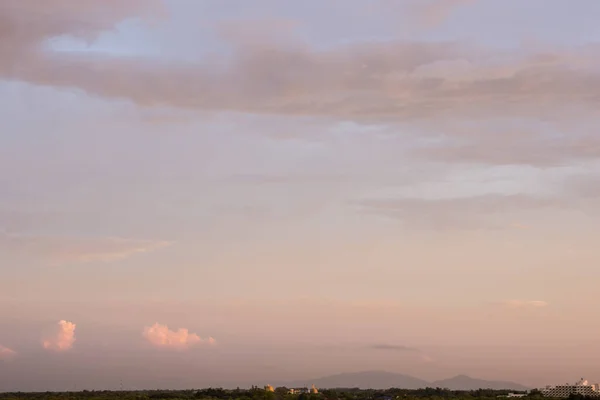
[265, 385, 274, 392]
[288, 385, 318, 395]
[289, 388, 309, 395]
[541, 378, 600, 397]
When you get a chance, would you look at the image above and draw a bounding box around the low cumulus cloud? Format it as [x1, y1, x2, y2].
[0, 232, 172, 265]
[143, 323, 215, 350]
[0, 344, 17, 360]
[42, 320, 76, 352]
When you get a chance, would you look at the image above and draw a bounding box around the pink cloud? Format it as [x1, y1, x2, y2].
[143, 323, 215, 350]
[0, 344, 16, 360]
[42, 320, 76, 351]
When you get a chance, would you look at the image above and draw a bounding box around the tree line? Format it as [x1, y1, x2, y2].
[0, 386, 594, 400]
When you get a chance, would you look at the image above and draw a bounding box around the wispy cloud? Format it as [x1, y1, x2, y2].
[420, 354, 434, 363]
[142, 323, 215, 350]
[370, 343, 419, 352]
[497, 300, 549, 309]
[562, 175, 600, 200]
[42, 320, 76, 352]
[411, 0, 478, 28]
[0, 344, 17, 360]
[415, 131, 600, 167]
[509, 222, 531, 230]
[0, 232, 173, 265]
[369, 343, 434, 363]
[354, 194, 563, 230]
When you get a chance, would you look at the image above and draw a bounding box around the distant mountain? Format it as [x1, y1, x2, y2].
[432, 375, 530, 391]
[278, 371, 529, 390]
[282, 370, 430, 389]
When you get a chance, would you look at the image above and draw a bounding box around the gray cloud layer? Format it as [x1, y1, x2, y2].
[2, 1, 599, 124]
[1, 0, 598, 181]
[3, 0, 599, 176]
[4, 0, 597, 232]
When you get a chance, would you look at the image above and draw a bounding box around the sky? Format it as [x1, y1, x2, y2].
[1, 0, 600, 392]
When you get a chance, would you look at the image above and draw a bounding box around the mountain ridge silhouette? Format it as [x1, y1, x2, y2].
[278, 370, 530, 390]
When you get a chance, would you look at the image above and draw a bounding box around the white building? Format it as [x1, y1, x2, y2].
[289, 387, 310, 395]
[541, 378, 600, 397]
[289, 385, 318, 395]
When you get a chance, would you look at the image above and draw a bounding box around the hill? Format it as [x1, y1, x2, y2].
[432, 375, 530, 391]
[282, 370, 429, 390]
[280, 371, 529, 390]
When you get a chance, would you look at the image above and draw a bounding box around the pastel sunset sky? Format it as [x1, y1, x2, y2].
[1, 0, 600, 392]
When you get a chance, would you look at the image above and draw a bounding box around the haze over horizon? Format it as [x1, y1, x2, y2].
[1, 0, 600, 392]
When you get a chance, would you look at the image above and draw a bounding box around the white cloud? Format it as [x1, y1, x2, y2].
[42, 320, 76, 351]
[0, 344, 16, 360]
[143, 323, 215, 350]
